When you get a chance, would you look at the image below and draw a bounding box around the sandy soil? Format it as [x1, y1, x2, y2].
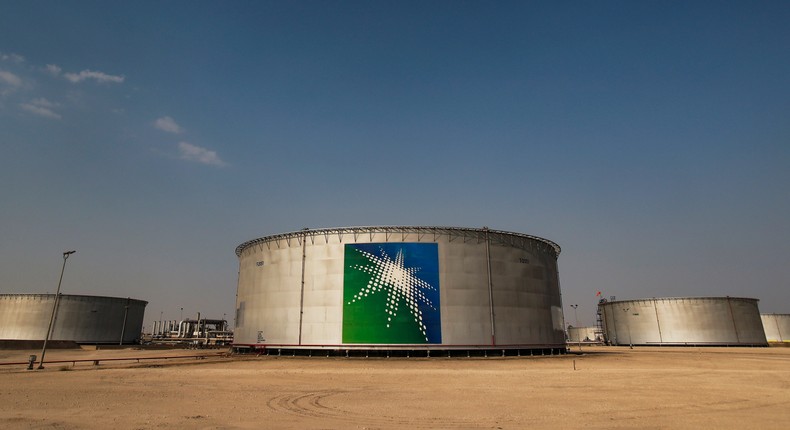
[0, 346, 788, 429]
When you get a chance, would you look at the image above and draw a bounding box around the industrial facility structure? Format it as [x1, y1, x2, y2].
[234, 226, 566, 355]
[0, 294, 147, 344]
[761, 314, 789, 343]
[567, 326, 600, 343]
[599, 297, 767, 347]
[150, 315, 232, 347]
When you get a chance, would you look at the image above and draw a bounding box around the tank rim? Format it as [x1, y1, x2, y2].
[599, 296, 759, 305]
[0, 293, 148, 305]
[235, 225, 561, 257]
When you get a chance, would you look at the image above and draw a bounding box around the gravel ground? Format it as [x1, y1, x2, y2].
[0, 346, 788, 429]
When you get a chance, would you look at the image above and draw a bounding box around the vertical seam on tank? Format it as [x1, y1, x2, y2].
[653, 299, 663, 344]
[298, 231, 307, 345]
[485, 228, 496, 346]
[726, 297, 740, 344]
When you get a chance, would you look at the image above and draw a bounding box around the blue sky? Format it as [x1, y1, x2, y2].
[1, 1, 788, 329]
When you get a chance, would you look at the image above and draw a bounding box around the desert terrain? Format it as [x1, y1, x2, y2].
[0, 345, 788, 429]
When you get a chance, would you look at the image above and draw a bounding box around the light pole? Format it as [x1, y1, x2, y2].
[38, 250, 76, 370]
[180, 307, 183, 322]
[570, 304, 579, 327]
[119, 298, 130, 346]
[570, 304, 580, 351]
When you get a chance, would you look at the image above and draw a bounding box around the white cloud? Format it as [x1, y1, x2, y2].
[0, 69, 23, 96]
[29, 97, 57, 108]
[178, 142, 227, 167]
[0, 69, 22, 87]
[154, 116, 183, 134]
[20, 98, 61, 119]
[64, 69, 125, 84]
[0, 52, 25, 63]
[45, 64, 62, 76]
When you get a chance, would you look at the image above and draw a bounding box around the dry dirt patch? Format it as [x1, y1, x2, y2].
[0, 346, 788, 429]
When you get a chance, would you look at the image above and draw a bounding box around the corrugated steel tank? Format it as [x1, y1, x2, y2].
[567, 326, 600, 342]
[761, 314, 790, 343]
[234, 226, 565, 352]
[599, 297, 767, 346]
[0, 294, 147, 344]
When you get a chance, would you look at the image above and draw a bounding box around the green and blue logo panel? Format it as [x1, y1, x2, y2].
[343, 243, 441, 344]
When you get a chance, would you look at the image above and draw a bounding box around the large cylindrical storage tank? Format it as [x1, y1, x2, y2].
[0, 294, 148, 344]
[567, 326, 600, 343]
[761, 314, 790, 343]
[234, 226, 565, 353]
[599, 297, 767, 347]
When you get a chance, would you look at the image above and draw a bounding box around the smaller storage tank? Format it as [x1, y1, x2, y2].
[0, 294, 147, 344]
[599, 297, 767, 347]
[567, 326, 600, 343]
[761, 314, 790, 343]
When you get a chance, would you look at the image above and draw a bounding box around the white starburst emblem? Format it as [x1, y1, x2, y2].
[347, 246, 438, 341]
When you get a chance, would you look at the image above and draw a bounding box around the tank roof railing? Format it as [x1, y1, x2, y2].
[600, 296, 760, 305]
[235, 226, 561, 257]
[0, 293, 148, 305]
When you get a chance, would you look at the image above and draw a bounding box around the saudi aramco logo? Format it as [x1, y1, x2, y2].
[343, 243, 441, 344]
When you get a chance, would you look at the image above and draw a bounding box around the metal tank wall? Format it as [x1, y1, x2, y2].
[567, 326, 599, 342]
[0, 294, 147, 344]
[234, 226, 565, 350]
[761, 314, 790, 343]
[600, 297, 767, 346]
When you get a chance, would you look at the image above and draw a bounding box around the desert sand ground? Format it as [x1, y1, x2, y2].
[0, 345, 788, 429]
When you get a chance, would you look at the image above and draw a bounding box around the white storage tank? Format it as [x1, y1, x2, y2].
[599, 297, 767, 347]
[761, 314, 790, 343]
[567, 326, 600, 343]
[0, 294, 147, 344]
[234, 226, 566, 354]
